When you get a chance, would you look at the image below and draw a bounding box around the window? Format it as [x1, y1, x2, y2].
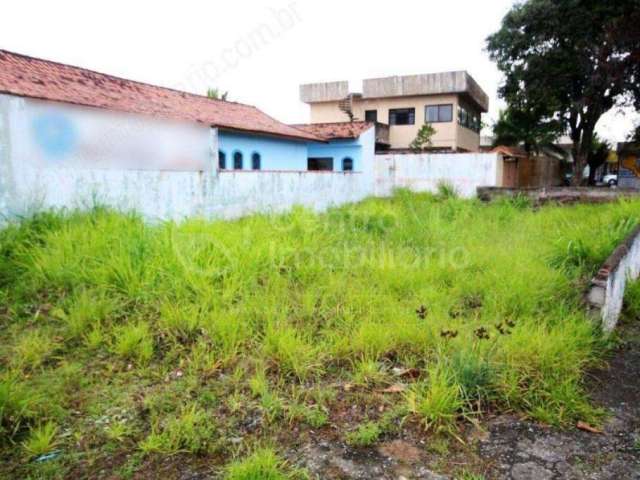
[457, 105, 481, 133]
[251, 152, 261, 170]
[218, 150, 226, 169]
[233, 151, 243, 170]
[425, 104, 453, 123]
[365, 110, 378, 123]
[307, 157, 333, 171]
[342, 157, 354, 172]
[389, 108, 415, 126]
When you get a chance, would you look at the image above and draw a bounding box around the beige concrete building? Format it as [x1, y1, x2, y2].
[300, 72, 489, 152]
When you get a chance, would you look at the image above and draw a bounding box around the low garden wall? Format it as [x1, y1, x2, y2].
[477, 186, 640, 204]
[586, 225, 640, 332]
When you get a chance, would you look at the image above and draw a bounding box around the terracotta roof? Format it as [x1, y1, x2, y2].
[491, 145, 529, 158]
[0, 49, 322, 142]
[291, 122, 374, 140]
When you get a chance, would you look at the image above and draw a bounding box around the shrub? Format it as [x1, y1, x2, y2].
[406, 364, 464, 434]
[22, 421, 59, 458]
[59, 289, 118, 339]
[111, 322, 154, 364]
[225, 448, 291, 480]
[436, 181, 458, 199]
[11, 329, 58, 371]
[0, 377, 38, 440]
[450, 351, 496, 404]
[262, 324, 321, 381]
[139, 403, 215, 455]
[345, 421, 381, 447]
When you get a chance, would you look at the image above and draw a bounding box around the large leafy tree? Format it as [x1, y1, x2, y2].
[492, 107, 561, 153]
[487, 0, 640, 184]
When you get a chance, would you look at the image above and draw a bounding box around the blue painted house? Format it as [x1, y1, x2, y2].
[217, 122, 375, 173]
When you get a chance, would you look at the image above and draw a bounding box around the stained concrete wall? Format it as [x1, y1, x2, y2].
[363, 71, 489, 112]
[299, 81, 349, 103]
[375, 153, 501, 198]
[0, 94, 377, 223]
[586, 225, 640, 333]
[1, 94, 497, 225]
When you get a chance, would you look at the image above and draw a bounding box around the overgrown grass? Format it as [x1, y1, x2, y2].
[1, 193, 639, 477]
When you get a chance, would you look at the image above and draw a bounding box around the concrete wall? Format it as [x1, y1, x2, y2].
[1, 94, 498, 225]
[586, 225, 640, 333]
[375, 153, 501, 198]
[0, 94, 378, 223]
[309, 94, 481, 152]
[299, 81, 349, 103]
[218, 130, 308, 171]
[362, 71, 489, 112]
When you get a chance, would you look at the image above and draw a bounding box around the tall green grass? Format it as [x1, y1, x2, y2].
[1, 192, 639, 477]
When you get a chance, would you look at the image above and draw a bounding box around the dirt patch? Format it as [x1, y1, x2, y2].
[378, 440, 423, 464]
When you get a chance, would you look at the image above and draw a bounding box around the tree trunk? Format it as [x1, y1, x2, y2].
[587, 162, 597, 185]
[572, 151, 587, 186]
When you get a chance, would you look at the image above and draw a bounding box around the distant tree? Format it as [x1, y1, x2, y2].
[487, 0, 640, 185]
[206, 88, 228, 101]
[492, 107, 562, 153]
[410, 123, 436, 152]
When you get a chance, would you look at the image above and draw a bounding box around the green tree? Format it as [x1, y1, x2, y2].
[492, 107, 561, 153]
[487, 0, 640, 185]
[410, 123, 436, 152]
[206, 88, 228, 101]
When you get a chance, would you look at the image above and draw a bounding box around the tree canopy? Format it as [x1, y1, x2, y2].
[487, 0, 640, 183]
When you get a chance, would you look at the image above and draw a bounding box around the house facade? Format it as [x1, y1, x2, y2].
[0, 50, 379, 175]
[0, 49, 378, 220]
[300, 72, 489, 152]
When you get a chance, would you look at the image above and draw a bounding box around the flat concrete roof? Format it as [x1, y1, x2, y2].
[300, 71, 489, 113]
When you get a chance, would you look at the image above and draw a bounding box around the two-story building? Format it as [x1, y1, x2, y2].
[300, 72, 489, 152]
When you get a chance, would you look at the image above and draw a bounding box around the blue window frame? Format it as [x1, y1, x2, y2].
[342, 157, 354, 171]
[252, 152, 261, 170]
[233, 151, 243, 170]
[218, 150, 226, 169]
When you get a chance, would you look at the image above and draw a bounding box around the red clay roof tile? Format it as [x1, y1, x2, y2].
[291, 121, 373, 140]
[0, 50, 323, 142]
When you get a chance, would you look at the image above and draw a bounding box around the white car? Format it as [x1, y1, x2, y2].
[602, 174, 618, 187]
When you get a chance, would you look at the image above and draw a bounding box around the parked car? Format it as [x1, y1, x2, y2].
[602, 174, 618, 187]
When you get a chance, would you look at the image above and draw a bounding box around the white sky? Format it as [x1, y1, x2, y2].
[3, 0, 637, 143]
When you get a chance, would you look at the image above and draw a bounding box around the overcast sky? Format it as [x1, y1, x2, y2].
[3, 0, 637, 142]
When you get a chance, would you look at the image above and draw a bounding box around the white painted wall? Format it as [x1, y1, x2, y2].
[0, 94, 500, 225]
[599, 233, 640, 332]
[375, 152, 501, 198]
[0, 95, 377, 222]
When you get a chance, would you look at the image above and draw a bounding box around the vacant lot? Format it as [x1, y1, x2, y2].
[1, 191, 639, 479]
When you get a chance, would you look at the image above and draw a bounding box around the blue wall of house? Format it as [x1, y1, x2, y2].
[307, 138, 364, 172]
[218, 130, 308, 171]
[218, 127, 370, 172]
